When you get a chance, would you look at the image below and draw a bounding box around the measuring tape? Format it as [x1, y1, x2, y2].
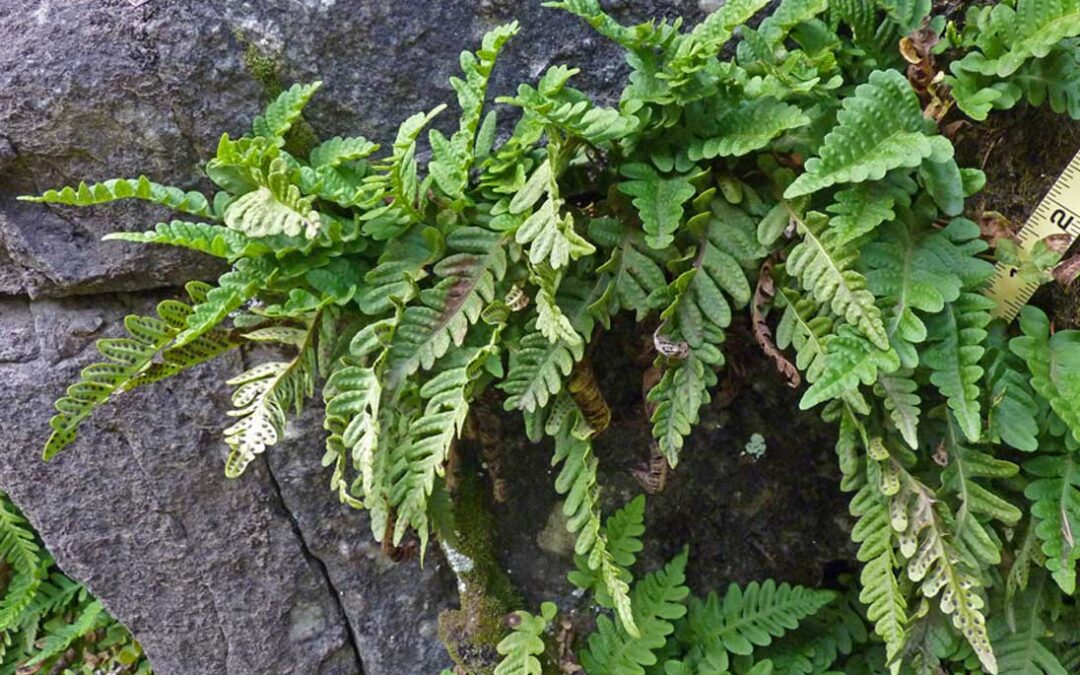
[983, 148, 1080, 321]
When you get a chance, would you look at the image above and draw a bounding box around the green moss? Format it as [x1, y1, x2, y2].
[234, 31, 283, 97]
[233, 31, 319, 157]
[436, 473, 524, 674]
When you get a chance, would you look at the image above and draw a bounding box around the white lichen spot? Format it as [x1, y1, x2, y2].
[33, 1, 51, 25]
[699, 0, 726, 13]
[743, 433, 767, 460]
[440, 540, 476, 596]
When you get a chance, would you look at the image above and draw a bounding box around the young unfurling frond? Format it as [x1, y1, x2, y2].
[494, 602, 556, 675]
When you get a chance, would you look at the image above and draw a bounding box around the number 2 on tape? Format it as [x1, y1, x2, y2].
[983, 147, 1080, 322]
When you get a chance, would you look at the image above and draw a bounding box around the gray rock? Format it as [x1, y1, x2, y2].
[0, 294, 361, 674]
[0, 0, 704, 298]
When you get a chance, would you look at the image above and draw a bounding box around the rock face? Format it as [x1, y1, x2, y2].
[0, 1, 853, 674]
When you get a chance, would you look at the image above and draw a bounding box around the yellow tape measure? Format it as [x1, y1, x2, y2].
[984, 148, 1080, 321]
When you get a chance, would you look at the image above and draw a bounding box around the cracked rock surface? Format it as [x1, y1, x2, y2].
[0, 1, 855, 674]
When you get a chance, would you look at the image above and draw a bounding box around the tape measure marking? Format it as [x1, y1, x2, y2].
[984, 148, 1080, 321]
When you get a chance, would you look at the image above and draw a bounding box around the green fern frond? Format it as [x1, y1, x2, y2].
[863, 217, 992, 368]
[390, 346, 492, 553]
[940, 427, 1022, 568]
[684, 579, 836, 659]
[992, 574, 1069, 675]
[382, 104, 447, 219]
[0, 494, 43, 632]
[954, 0, 1080, 78]
[760, 591, 869, 675]
[665, 0, 772, 89]
[542, 0, 641, 50]
[1011, 306, 1080, 444]
[984, 324, 1041, 452]
[121, 286, 243, 391]
[173, 256, 273, 348]
[618, 163, 697, 250]
[224, 157, 321, 239]
[581, 548, 690, 675]
[1023, 446, 1080, 595]
[895, 477, 997, 674]
[589, 217, 670, 321]
[252, 81, 323, 144]
[500, 66, 638, 144]
[22, 600, 106, 668]
[659, 200, 760, 350]
[386, 227, 507, 386]
[429, 23, 519, 203]
[569, 495, 646, 601]
[534, 281, 582, 348]
[19, 175, 215, 220]
[550, 405, 638, 637]
[44, 284, 242, 460]
[874, 371, 921, 449]
[688, 98, 810, 160]
[756, 0, 831, 48]
[649, 352, 719, 467]
[923, 293, 996, 443]
[788, 211, 890, 351]
[800, 328, 899, 409]
[849, 481, 907, 667]
[775, 285, 834, 386]
[502, 329, 583, 413]
[322, 365, 382, 509]
[825, 184, 896, 248]
[357, 225, 444, 314]
[1008, 43, 1080, 119]
[494, 602, 557, 675]
[105, 220, 266, 260]
[309, 136, 379, 169]
[512, 159, 596, 270]
[223, 316, 319, 478]
[785, 70, 947, 198]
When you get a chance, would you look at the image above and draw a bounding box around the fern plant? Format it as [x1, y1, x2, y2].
[22, 0, 1080, 672]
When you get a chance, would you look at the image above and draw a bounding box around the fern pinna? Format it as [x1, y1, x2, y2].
[22, 0, 1080, 672]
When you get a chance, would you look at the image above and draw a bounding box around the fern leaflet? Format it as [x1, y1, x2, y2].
[785, 70, 949, 198]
